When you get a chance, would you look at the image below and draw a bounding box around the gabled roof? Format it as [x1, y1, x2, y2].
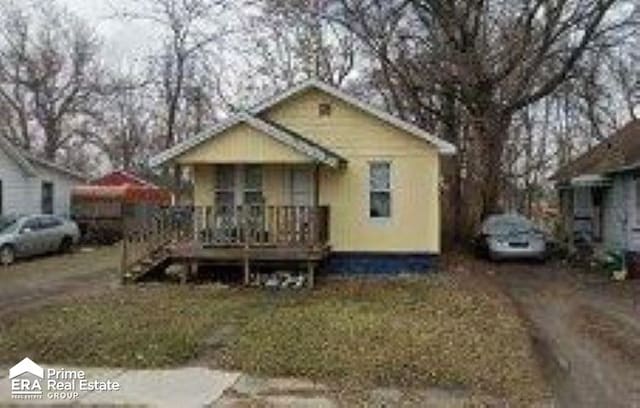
[0, 137, 37, 176]
[0, 136, 86, 181]
[250, 79, 457, 155]
[150, 112, 346, 168]
[552, 119, 640, 182]
[150, 80, 457, 168]
[91, 170, 162, 189]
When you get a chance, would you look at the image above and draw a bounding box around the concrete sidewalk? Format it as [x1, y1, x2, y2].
[0, 365, 505, 407]
[0, 366, 338, 407]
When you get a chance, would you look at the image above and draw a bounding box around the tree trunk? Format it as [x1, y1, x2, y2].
[43, 123, 60, 161]
[471, 111, 512, 221]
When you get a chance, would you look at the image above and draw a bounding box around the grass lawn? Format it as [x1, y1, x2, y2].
[0, 273, 548, 403]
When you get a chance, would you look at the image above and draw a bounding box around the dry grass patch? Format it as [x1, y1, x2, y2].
[0, 274, 548, 403]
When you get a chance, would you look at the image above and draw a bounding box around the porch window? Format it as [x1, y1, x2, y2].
[215, 165, 235, 213]
[369, 162, 391, 218]
[243, 165, 263, 205]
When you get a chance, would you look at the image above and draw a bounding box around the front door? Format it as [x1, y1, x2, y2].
[290, 167, 314, 206]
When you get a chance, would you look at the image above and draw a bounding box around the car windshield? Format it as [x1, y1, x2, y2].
[483, 214, 535, 236]
[0, 215, 20, 234]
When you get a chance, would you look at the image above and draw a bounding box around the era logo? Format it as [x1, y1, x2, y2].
[9, 358, 44, 399]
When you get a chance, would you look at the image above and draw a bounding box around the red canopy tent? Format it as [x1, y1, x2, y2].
[71, 171, 173, 243]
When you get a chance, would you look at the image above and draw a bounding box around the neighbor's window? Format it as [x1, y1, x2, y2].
[369, 162, 391, 218]
[41, 182, 54, 214]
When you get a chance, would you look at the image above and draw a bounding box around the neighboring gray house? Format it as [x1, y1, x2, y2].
[553, 119, 640, 254]
[0, 137, 86, 217]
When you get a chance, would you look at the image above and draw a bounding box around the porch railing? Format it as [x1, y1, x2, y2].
[121, 208, 193, 278]
[192, 205, 330, 248]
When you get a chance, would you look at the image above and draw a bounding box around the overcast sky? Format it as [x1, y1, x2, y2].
[57, 0, 160, 67]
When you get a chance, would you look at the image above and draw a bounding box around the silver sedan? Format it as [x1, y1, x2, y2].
[476, 213, 547, 261]
[0, 214, 80, 265]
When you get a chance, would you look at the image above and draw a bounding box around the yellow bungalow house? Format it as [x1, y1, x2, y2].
[149, 80, 455, 280]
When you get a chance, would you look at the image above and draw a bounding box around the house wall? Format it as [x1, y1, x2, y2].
[264, 89, 441, 254]
[625, 173, 640, 251]
[188, 89, 441, 255]
[0, 147, 81, 217]
[602, 176, 629, 251]
[30, 162, 80, 217]
[0, 146, 35, 214]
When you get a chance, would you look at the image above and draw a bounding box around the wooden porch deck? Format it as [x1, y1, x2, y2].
[121, 205, 330, 287]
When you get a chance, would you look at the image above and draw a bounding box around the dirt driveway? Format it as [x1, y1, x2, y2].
[452, 257, 640, 408]
[0, 245, 120, 316]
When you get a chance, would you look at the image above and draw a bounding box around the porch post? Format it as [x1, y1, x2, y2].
[313, 164, 321, 246]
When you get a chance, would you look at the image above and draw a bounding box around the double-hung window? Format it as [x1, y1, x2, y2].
[41, 182, 54, 214]
[369, 162, 391, 219]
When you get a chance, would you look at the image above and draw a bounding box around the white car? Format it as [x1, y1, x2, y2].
[0, 214, 81, 265]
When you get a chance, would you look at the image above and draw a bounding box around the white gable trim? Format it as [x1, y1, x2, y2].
[149, 113, 343, 168]
[251, 79, 457, 155]
[26, 153, 87, 181]
[0, 136, 37, 176]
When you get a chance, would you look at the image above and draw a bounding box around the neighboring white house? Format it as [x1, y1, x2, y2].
[0, 137, 86, 217]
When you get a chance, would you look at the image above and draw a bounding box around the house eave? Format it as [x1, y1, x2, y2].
[149, 113, 345, 169]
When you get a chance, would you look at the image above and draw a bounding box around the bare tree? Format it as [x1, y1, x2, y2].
[329, 0, 637, 234]
[118, 0, 230, 149]
[89, 73, 155, 171]
[0, 3, 35, 149]
[0, 2, 104, 160]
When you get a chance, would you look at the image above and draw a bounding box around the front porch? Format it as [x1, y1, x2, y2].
[122, 154, 336, 286]
[177, 204, 330, 285]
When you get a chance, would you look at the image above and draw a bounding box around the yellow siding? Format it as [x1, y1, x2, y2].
[177, 123, 312, 165]
[188, 88, 442, 254]
[192, 164, 312, 208]
[264, 89, 441, 253]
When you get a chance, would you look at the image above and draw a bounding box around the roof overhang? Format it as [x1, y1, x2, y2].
[149, 113, 346, 169]
[26, 153, 87, 181]
[250, 79, 457, 155]
[0, 136, 37, 176]
[570, 174, 612, 187]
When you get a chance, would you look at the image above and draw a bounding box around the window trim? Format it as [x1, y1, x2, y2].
[368, 161, 392, 220]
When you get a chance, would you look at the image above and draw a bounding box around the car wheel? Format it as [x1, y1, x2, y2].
[59, 236, 73, 253]
[488, 250, 501, 262]
[0, 245, 15, 266]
